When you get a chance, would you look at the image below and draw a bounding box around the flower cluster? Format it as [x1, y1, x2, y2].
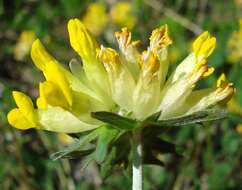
[227, 18, 242, 63]
[8, 18, 235, 133]
[82, 2, 136, 36]
[82, 3, 108, 36]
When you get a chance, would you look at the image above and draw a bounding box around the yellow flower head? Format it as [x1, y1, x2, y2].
[236, 124, 242, 134]
[82, 3, 108, 36]
[111, 2, 136, 29]
[227, 18, 242, 63]
[8, 18, 235, 133]
[168, 47, 181, 64]
[227, 98, 242, 115]
[14, 30, 36, 61]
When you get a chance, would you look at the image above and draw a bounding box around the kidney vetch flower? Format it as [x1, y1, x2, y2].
[7, 18, 235, 134]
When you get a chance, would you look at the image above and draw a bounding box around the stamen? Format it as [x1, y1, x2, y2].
[149, 25, 172, 53]
[98, 46, 120, 73]
[115, 27, 132, 48]
[139, 51, 159, 77]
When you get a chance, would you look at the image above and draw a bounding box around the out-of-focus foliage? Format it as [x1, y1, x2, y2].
[0, 0, 242, 189]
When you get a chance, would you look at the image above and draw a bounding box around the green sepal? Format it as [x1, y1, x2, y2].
[145, 111, 162, 122]
[94, 125, 121, 164]
[91, 111, 138, 130]
[100, 133, 132, 179]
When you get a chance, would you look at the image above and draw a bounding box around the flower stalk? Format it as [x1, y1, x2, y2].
[132, 128, 143, 190]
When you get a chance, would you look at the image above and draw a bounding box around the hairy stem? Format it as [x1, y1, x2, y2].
[132, 128, 143, 190]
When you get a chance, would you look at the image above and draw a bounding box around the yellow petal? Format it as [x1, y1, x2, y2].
[193, 31, 210, 53]
[31, 39, 54, 71]
[12, 91, 36, 125]
[7, 108, 35, 130]
[203, 67, 214, 78]
[68, 18, 98, 61]
[36, 97, 47, 109]
[39, 81, 69, 108]
[44, 63, 72, 106]
[192, 31, 216, 59]
[189, 59, 214, 82]
[68, 18, 112, 106]
[31, 39, 72, 106]
[216, 73, 226, 87]
[199, 37, 216, 57]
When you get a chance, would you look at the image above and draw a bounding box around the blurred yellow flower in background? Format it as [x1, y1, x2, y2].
[168, 47, 181, 64]
[234, 0, 242, 6]
[82, 3, 108, 36]
[111, 2, 136, 29]
[227, 98, 242, 134]
[227, 18, 242, 63]
[14, 30, 36, 61]
[236, 124, 242, 134]
[227, 98, 242, 115]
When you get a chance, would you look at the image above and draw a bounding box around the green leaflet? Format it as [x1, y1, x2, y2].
[146, 109, 227, 127]
[50, 125, 122, 162]
[51, 108, 227, 178]
[100, 147, 117, 179]
[56, 149, 95, 159]
[91, 111, 138, 130]
[95, 125, 120, 164]
[50, 128, 99, 160]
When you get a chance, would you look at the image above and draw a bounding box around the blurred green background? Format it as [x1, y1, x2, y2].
[1, 0, 242, 189]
